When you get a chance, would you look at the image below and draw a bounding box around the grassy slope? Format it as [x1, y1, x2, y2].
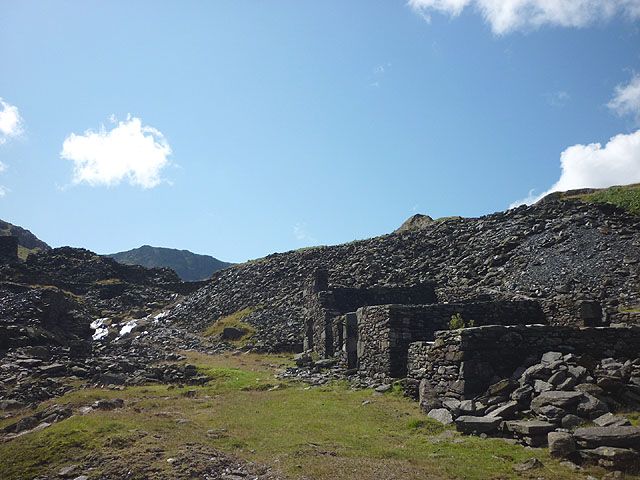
[0, 352, 625, 480]
[203, 307, 257, 344]
[558, 183, 640, 215]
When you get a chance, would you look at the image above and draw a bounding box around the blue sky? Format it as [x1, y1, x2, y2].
[1, 1, 639, 262]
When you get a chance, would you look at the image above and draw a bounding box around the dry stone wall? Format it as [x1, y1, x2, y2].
[0, 236, 18, 264]
[357, 300, 545, 379]
[302, 270, 436, 357]
[408, 324, 640, 399]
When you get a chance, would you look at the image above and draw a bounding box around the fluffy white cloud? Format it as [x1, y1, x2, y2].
[60, 115, 172, 189]
[608, 74, 640, 120]
[0, 98, 24, 144]
[408, 0, 640, 34]
[511, 129, 640, 207]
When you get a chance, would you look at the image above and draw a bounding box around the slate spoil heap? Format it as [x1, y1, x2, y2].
[168, 199, 640, 352]
[0, 247, 211, 405]
[0, 195, 639, 475]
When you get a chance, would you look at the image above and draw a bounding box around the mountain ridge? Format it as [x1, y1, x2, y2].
[108, 244, 233, 281]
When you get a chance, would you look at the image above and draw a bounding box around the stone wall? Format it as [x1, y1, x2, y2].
[302, 269, 437, 357]
[0, 236, 19, 264]
[407, 324, 640, 400]
[357, 300, 545, 379]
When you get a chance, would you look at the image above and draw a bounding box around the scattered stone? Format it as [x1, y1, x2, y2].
[530, 391, 583, 412]
[561, 414, 585, 430]
[221, 327, 246, 341]
[580, 446, 640, 469]
[485, 401, 519, 420]
[92, 398, 124, 410]
[454, 416, 502, 434]
[506, 420, 556, 437]
[513, 457, 544, 472]
[594, 413, 631, 428]
[58, 465, 78, 478]
[576, 393, 609, 419]
[548, 432, 576, 458]
[427, 408, 453, 425]
[374, 384, 392, 393]
[573, 426, 640, 449]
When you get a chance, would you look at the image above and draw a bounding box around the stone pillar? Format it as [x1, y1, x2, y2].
[303, 268, 329, 296]
[0, 236, 19, 263]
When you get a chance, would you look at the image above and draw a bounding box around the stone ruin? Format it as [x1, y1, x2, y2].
[0, 236, 19, 264]
[303, 270, 640, 471]
[303, 269, 546, 379]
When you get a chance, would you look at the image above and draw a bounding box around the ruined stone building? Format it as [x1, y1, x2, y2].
[303, 269, 639, 401]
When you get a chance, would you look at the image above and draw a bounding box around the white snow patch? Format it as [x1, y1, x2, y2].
[119, 319, 138, 336]
[91, 318, 109, 341]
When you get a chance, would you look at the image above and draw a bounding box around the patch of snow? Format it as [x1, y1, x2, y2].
[153, 310, 169, 324]
[90, 318, 109, 341]
[90, 318, 108, 329]
[119, 319, 138, 336]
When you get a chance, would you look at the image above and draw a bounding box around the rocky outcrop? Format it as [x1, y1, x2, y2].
[395, 214, 435, 233]
[0, 283, 93, 354]
[0, 247, 201, 321]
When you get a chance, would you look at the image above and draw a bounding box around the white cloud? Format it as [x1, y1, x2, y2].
[510, 129, 640, 207]
[293, 222, 316, 243]
[544, 90, 570, 108]
[369, 63, 391, 88]
[60, 115, 172, 189]
[408, 0, 640, 34]
[0, 98, 24, 144]
[608, 74, 640, 120]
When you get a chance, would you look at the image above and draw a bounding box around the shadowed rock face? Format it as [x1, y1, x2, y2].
[0, 283, 92, 354]
[167, 199, 640, 350]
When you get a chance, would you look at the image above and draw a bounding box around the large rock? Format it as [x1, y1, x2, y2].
[573, 426, 640, 449]
[531, 391, 583, 413]
[548, 432, 576, 458]
[594, 413, 631, 428]
[221, 327, 247, 341]
[576, 393, 610, 419]
[580, 447, 640, 469]
[506, 420, 556, 436]
[486, 401, 519, 420]
[455, 415, 502, 434]
[427, 408, 454, 425]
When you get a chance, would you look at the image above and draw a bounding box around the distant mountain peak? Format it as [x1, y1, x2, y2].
[107, 245, 233, 281]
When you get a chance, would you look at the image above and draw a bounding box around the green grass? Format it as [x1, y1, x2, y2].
[619, 305, 640, 314]
[561, 183, 640, 215]
[94, 278, 124, 285]
[0, 351, 627, 480]
[17, 245, 35, 260]
[0, 416, 137, 479]
[203, 307, 258, 344]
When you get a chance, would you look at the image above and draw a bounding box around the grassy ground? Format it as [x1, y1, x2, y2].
[0, 352, 628, 480]
[203, 307, 258, 344]
[559, 183, 640, 215]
